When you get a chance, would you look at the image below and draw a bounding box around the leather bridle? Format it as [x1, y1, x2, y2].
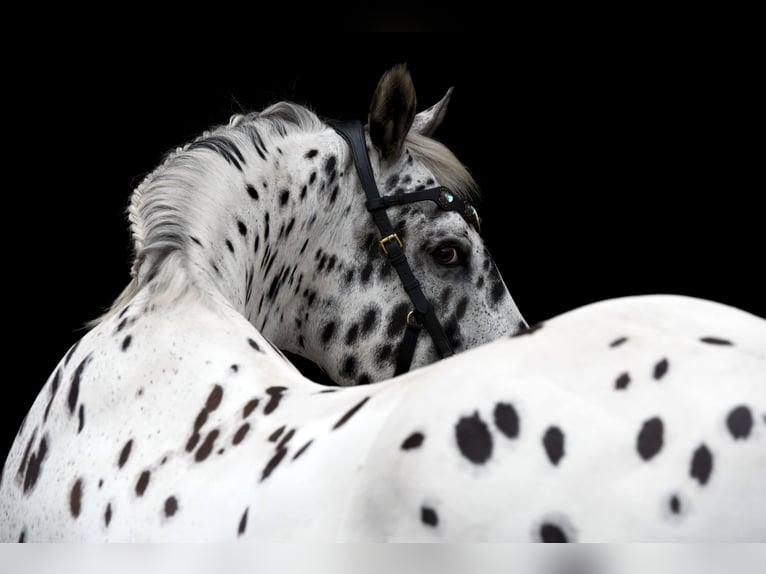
[332, 120, 482, 376]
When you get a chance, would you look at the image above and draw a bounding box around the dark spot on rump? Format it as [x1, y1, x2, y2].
[494, 403, 520, 439]
[421, 506, 438, 527]
[345, 269, 354, 283]
[332, 396, 371, 430]
[247, 184, 259, 200]
[401, 432, 424, 450]
[305, 149, 318, 159]
[264, 386, 288, 415]
[293, 439, 313, 460]
[225, 239, 235, 253]
[243, 398, 259, 418]
[116, 317, 128, 333]
[195, 429, 220, 462]
[119, 440, 133, 469]
[700, 336, 733, 345]
[186, 432, 200, 453]
[164, 496, 178, 518]
[669, 494, 681, 514]
[309, 171, 317, 185]
[615, 372, 631, 390]
[279, 189, 289, 207]
[238, 507, 248, 536]
[260, 447, 288, 481]
[637, 417, 664, 461]
[653, 358, 669, 380]
[268, 425, 286, 442]
[77, 404, 85, 433]
[122, 335, 132, 351]
[543, 426, 565, 466]
[18, 529, 26, 542]
[248, 337, 262, 352]
[610, 337, 628, 347]
[233, 423, 250, 445]
[727, 405, 753, 440]
[105, 502, 112, 527]
[70, 478, 83, 518]
[135, 470, 151, 496]
[321, 321, 336, 344]
[277, 429, 296, 450]
[455, 412, 493, 464]
[690, 444, 713, 485]
[237, 220, 248, 236]
[540, 522, 568, 543]
[206, 385, 223, 411]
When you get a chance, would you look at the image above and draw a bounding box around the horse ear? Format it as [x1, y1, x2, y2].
[411, 87, 453, 137]
[368, 63, 417, 160]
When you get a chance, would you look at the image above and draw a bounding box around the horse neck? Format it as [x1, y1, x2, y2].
[132, 121, 355, 351]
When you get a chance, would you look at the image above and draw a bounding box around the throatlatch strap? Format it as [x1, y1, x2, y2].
[332, 120, 454, 365]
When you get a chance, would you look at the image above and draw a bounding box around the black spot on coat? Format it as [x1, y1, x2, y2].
[455, 412, 493, 464]
[637, 417, 664, 460]
[164, 496, 178, 518]
[690, 444, 713, 485]
[700, 336, 733, 345]
[401, 432, 425, 450]
[615, 372, 631, 390]
[726, 405, 753, 439]
[540, 522, 568, 542]
[238, 507, 249, 536]
[70, 478, 83, 518]
[609, 337, 628, 347]
[543, 426, 565, 466]
[332, 397, 370, 430]
[653, 358, 669, 380]
[135, 470, 151, 496]
[494, 403, 520, 439]
[421, 506, 438, 527]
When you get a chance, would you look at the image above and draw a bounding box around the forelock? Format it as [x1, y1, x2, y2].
[405, 132, 480, 202]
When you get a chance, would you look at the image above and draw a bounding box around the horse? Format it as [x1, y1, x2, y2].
[1, 65, 764, 542]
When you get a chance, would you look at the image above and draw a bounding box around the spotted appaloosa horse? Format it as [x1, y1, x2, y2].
[1, 65, 764, 542]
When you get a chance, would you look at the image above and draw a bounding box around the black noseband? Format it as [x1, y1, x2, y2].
[332, 120, 480, 376]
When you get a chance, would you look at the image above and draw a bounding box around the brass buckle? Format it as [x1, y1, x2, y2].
[406, 310, 422, 327]
[379, 233, 403, 255]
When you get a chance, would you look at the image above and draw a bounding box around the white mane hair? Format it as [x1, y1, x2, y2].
[89, 101, 479, 327]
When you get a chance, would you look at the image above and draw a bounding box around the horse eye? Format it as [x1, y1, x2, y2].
[432, 245, 462, 266]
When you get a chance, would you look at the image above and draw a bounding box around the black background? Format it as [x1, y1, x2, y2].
[3, 36, 762, 462]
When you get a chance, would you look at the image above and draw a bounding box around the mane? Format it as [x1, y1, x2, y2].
[88, 101, 478, 328]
